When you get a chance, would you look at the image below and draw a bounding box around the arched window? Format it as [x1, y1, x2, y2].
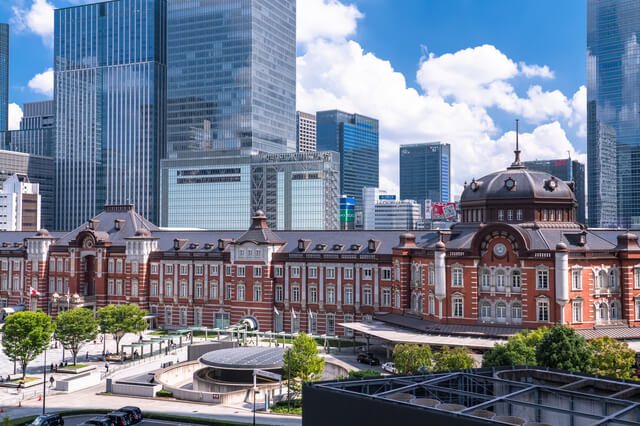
[480, 270, 490, 290]
[609, 270, 617, 290]
[496, 302, 507, 321]
[480, 301, 491, 320]
[511, 271, 521, 290]
[610, 302, 618, 320]
[511, 303, 522, 320]
[598, 270, 608, 289]
[428, 293, 435, 314]
[598, 302, 607, 321]
[495, 271, 506, 291]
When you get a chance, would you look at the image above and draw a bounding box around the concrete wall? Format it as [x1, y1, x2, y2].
[55, 371, 100, 392]
[111, 381, 162, 398]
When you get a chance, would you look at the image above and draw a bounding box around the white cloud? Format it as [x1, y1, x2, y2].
[569, 85, 587, 137]
[11, 0, 55, 47]
[8, 103, 23, 131]
[297, 0, 363, 44]
[519, 62, 555, 79]
[28, 67, 54, 97]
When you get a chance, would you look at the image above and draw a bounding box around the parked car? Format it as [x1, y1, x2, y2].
[118, 407, 142, 424]
[81, 418, 113, 426]
[29, 413, 64, 426]
[357, 352, 380, 366]
[106, 412, 133, 426]
[382, 362, 397, 374]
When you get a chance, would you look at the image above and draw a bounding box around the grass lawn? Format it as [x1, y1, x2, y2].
[270, 399, 302, 416]
[60, 364, 89, 369]
[9, 377, 39, 383]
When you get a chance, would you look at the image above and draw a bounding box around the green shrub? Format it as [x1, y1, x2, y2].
[348, 369, 381, 379]
[155, 389, 173, 397]
[270, 399, 302, 415]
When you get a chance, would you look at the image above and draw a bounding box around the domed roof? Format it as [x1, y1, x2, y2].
[461, 166, 575, 204]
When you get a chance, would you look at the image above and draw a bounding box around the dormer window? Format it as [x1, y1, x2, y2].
[333, 244, 344, 251]
[368, 239, 379, 252]
[174, 239, 181, 250]
[350, 244, 361, 251]
[298, 239, 306, 251]
[315, 243, 326, 251]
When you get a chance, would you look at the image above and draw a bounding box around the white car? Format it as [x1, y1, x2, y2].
[382, 362, 397, 374]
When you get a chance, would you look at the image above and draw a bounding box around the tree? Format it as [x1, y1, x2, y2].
[1, 311, 54, 379]
[482, 338, 537, 367]
[97, 304, 148, 354]
[535, 326, 592, 373]
[283, 332, 325, 393]
[55, 308, 99, 365]
[588, 336, 636, 379]
[392, 344, 433, 374]
[433, 346, 475, 371]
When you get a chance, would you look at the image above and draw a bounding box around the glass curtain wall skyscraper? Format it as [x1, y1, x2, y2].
[54, 0, 167, 229]
[399, 142, 451, 214]
[166, 0, 296, 156]
[0, 23, 8, 132]
[587, 0, 640, 227]
[316, 110, 379, 207]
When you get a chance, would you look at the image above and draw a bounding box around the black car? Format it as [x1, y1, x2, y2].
[29, 413, 64, 426]
[83, 417, 114, 426]
[105, 412, 133, 426]
[357, 352, 380, 366]
[118, 407, 142, 423]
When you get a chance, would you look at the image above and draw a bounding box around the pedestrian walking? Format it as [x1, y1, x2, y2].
[50, 363, 54, 372]
[49, 376, 55, 388]
[86, 351, 89, 361]
[105, 361, 110, 372]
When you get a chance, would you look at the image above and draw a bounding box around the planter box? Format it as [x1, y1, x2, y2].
[57, 365, 97, 374]
[0, 377, 44, 388]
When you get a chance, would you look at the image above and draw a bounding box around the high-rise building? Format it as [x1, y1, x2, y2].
[0, 150, 54, 229]
[0, 100, 55, 157]
[166, 0, 296, 156]
[399, 142, 450, 217]
[297, 111, 316, 152]
[316, 110, 379, 207]
[374, 199, 421, 230]
[54, 0, 167, 230]
[362, 187, 395, 230]
[0, 24, 8, 132]
[587, 0, 640, 227]
[161, 151, 339, 230]
[0, 174, 41, 231]
[524, 158, 587, 225]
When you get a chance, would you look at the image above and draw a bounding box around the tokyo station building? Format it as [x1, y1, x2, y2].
[2, 152, 640, 338]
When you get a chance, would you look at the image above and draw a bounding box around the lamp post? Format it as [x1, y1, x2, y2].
[252, 389, 258, 426]
[42, 348, 47, 415]
[287, 348, 290, 413]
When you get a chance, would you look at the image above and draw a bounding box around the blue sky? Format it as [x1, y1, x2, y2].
[1, 0, 588, 196]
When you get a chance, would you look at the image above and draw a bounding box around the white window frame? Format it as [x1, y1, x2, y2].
[363, 268, 372, 279]
[195, 264, 204, 275]
[254, 284, 262, 302]
[291, 266, 301, 278]
[495, 271, 506, 291]
[326, 286, 335, 304]
[452, 296, 463, 318]
[344, 268, 354, 280]
[537, 299, 550, 322]
[291, 285, 300, 303]
[274, 266, 283, 278]
[572, 300, 582, 323]
[308, 267, 318, 279]
[237, 284, 245, 301]
[237, 266, 245, 277]
[481, 270, 490, 290]
[363, 286, 372, 306]
[326, 268, 335, 279]
[309, 286, 318, 304]
[536, 269, 549, 290]
[180, 280, 188, 298]
[150, 263, 159, 274]
[344, 286, 354, 305]
[275, 285, 283, 302]
[451, 266, 463, 287]
[131, 279, 139, 297]
[165, 279, 173, 297]
[480, 301, 491, 320]
[382, 288, 391, 306]
[572, 268, 582, 290]
[150, 280, 158, 297]
[210, 264, 219, 276]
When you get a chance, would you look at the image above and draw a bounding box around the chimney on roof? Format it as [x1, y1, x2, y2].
[616, 232, 639, 250]
[114, 219, 125, 231]
[88, 219, 99, 230]
[398, 233, 416, 248]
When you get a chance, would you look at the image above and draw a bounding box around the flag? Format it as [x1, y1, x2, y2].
[29, 287, 40, 296]
[273, 305, 279, 315]
[291, 307, 296, 319]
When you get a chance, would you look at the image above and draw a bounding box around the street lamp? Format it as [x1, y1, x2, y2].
[42, 348, 47, 415]
[252, 389, 259, 426]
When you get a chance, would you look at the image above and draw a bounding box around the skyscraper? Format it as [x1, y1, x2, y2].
[297, 111, 316, 152]
[0, 100, 55, 157]
[166, 0, 296, 156]
[524, 158, 587, 224]
[0, 23, 8, 132]
[587, 0, 640, 227]
[54, 0, 167, 229]
[316, 110, 379, 207]
[399, 142, 451, 215]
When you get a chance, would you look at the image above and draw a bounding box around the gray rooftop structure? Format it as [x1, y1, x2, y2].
[199, 347, 284, 370]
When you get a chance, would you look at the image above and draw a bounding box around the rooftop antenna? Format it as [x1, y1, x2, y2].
[509, 119, 525, 169]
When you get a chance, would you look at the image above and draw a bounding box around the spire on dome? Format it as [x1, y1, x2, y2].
[509, 119, 527, 169]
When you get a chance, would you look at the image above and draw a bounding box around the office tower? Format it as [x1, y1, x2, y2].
[588, 102, 618, 227]
[166, 0, 296, 156]
[0, 100, 55, 157]
[0, 174, 41, 231]
[588, 0, 640, 227]
[374, 199, 421, 230]
[362, 187, 395, 230]
[297, 111, 316, 152]
[0, 150, 53, 229]
[339, 195, 355, 230]
[161, 151, 339, 230]
[399, 142, 451, 217]
[54, 0, 167, 229]
[0, 24, 8, 131]
[524, 158, 587, 224]
[316, 110, 379, 207]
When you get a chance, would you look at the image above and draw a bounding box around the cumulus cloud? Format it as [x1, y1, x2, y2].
[297, 30, 585, 200]
[11, 0, 55, 47]
[519, 62, 555, 79]
[297, 0, 363, 44]
[569, 85, 587, 137]
[8, 103, 23, 131]
[28, 67, 54, 97]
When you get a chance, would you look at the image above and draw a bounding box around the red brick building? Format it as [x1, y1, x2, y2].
[2, 156, 640, 337]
